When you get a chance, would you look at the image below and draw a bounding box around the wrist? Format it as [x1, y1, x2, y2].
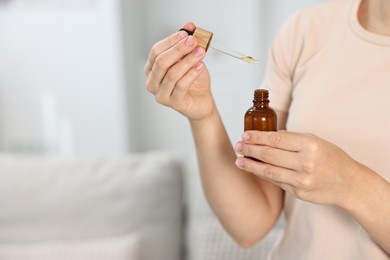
[188, 103, 219, 127]
[339, 163, 388, 216]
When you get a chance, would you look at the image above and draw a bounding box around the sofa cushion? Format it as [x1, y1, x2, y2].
[0, 151, 183, 260]
[0, 233, 140, 260]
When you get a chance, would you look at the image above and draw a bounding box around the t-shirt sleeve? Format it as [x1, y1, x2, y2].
[261, 10, 305, 113]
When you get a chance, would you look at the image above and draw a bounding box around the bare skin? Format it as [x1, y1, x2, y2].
[359, 0, 390, 36]
[235, 131, 390, 253]
[145, 23, 284, 247]
[144, 0, 390, 252]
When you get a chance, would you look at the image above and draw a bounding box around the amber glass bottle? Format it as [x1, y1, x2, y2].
[244, 89, 277, 131]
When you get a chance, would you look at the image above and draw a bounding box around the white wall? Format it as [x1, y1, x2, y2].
[0, 0, 324, 156]
[0, 0, 129, 156]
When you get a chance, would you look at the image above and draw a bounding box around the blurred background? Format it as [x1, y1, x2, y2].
[0, 0, 323, 157]
[0, 0, 324, 259]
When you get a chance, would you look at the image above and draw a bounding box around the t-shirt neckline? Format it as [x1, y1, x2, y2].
[350, 0, 390, 46]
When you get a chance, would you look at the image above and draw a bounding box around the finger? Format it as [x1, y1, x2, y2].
[170, 62, 205, 102]
[235, 141, 300, 170]
[242, 131, 307, 152]
[144, 31, 188, 76]
[155, 48, 205, 105]
[144, 22, 196, 76]
[235, 157, 298, 186]
[146, 35, 198, 94]
[181, 21, 196, 33]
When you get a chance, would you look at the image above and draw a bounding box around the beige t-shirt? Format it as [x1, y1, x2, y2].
[262, 0, 390, 259]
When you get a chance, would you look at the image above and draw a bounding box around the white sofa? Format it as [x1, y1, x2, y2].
[0, 151, 283, 260]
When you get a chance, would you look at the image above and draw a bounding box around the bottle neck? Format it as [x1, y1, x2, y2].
[253, 100, 269, 108]
[253, 89, 270, 108]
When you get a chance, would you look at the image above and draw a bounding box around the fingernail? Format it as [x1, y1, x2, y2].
[186, 36, 195, 46]
[242, 132, 250, 141]
[195, 62, 204, 71]
[235, 158, 245, 169]
[235, 142, 243, 153]
[178, 31, 187, 40]
[194, 47, 204, 57]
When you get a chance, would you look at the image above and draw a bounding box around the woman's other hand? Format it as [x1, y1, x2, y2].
[234, 130, 373, 208]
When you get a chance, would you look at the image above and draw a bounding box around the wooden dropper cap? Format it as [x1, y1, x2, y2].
[193, 27, 213, 51]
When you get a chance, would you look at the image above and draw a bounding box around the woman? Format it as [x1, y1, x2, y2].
[144, 0, 390, 258]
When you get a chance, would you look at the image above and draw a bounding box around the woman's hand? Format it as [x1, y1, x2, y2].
[235, 130, 390, 253]
[144, 22, 215, 121]
[234, 130, 369, 207]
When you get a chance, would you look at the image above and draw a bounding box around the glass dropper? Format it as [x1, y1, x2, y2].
[180, 27, 258, 65]
[209, 42, 258, 64]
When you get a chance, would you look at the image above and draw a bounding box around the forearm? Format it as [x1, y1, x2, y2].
[342, 164, 390, 254]
[143, 21, 283, 246]
[189, 108, 283, 247]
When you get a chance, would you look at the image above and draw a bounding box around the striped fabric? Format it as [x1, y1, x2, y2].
[197, 218, 283, 260]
